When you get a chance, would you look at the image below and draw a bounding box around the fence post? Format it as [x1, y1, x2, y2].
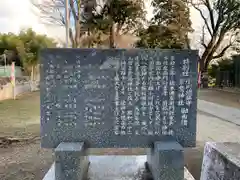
[11, 62, 16, 99]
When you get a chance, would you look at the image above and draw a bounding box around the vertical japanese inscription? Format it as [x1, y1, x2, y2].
[41, 49, 197, 148]
[44, 59, 55, 123]
[140, 54, 148, 135]
[148, 56, 155, 135]
[120, 58, 127, 135]
[155, 56, 162, 135]
[161, 56, 169, 135]
[168, 56, 176, 135]
[134, 56, 141, 135]
[179, 58, 192, 127]
[114, 66, 120, 135]
[113, 51, 188, 136]
[83, 71, 108, 127]
[127, 57, 134, 135]
[56, 59, 79, 128]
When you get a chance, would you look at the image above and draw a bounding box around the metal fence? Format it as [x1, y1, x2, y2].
[0, 66, 23, 77]
[234, 56, 240, 88]
[214, 55, 240, 88]
[216, 71, 234, 87]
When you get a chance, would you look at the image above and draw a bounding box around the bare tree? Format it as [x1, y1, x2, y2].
[31, 0, 97, 48]
[32, 0, 146, 49]
[190, 0, 240, 72]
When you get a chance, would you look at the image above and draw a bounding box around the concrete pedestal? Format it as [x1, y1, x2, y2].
[147, 141, 184, 180]
[43, 155, 195, 180]
[54, 142, 89, 180]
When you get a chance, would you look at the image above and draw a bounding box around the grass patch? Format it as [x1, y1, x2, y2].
[0, 92, 40, 138]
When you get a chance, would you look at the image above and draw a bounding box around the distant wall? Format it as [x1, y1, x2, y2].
[0, 77, 38, 101]
[0, 83, 13, 100]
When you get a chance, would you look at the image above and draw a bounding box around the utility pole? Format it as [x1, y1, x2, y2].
[65, 0, 69, 48]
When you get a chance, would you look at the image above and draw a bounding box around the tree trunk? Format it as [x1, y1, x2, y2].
[185, 34, 190, 49]
[109, 24, 115, 48]
[75, 23, 81, 48]
[31, 65, 34, 81]
[31, 65, 34, 92]
[199, 35, 217, 72]
[203, 56, 212, 72]
[201, 53, 214, 73]
[88, 28, 91, 48]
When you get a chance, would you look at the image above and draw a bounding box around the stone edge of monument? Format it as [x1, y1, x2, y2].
[200, 142, 240, 180]
[43, 162, 195, 180]
[206, 142, 240, 167]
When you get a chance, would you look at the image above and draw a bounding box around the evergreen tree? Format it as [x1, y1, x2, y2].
[136, 0, 193, 49]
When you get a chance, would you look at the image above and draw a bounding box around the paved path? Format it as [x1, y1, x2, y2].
[198, 89, 240, 109]
[198, 100, 240, 126]
[197, 112, 240, 143]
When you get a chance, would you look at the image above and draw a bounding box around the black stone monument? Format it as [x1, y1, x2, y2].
[40, 48, 198, 180]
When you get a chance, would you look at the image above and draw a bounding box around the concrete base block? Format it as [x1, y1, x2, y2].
[54, 142, 89, 180]
[200, 142, 240, 180]
[43, 163, 55, 180]
[43, 155, 195, 180]
[184, 167, 195, 180]
[147, 141, 184, 180]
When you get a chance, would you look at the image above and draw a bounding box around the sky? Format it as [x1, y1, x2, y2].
[0, 0, 66, 42]
[0, 0, 203, 48]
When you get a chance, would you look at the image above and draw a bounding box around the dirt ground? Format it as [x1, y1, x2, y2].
[0, 90, 240, 180]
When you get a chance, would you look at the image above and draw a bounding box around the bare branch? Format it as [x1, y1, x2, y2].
[69, 28, 75, 47]
[212, 33, 237, 59]
[201, 25, 207, 49]
[69, 0, 78, 21]
[190, 1, 213, 36]
[212, 45, 231, 59]
[204, 0, 215, 31]
[31, 0, 65, 26]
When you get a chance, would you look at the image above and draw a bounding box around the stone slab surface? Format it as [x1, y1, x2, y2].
[40, 48, 198, 148]
[43, 156, 195, 180]
[55, 142, 84, 152]
[200, 142, 240, 180]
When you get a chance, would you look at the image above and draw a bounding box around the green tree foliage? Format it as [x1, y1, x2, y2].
[208, 58, 234, 78]
[136, 0, 192, 49]
[0, 28, 56, 77]
[190, 0, 240, 72]
[18, 29, 56, 68]
[89, 0, 146, 48]
[0, 33, 24, 66]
